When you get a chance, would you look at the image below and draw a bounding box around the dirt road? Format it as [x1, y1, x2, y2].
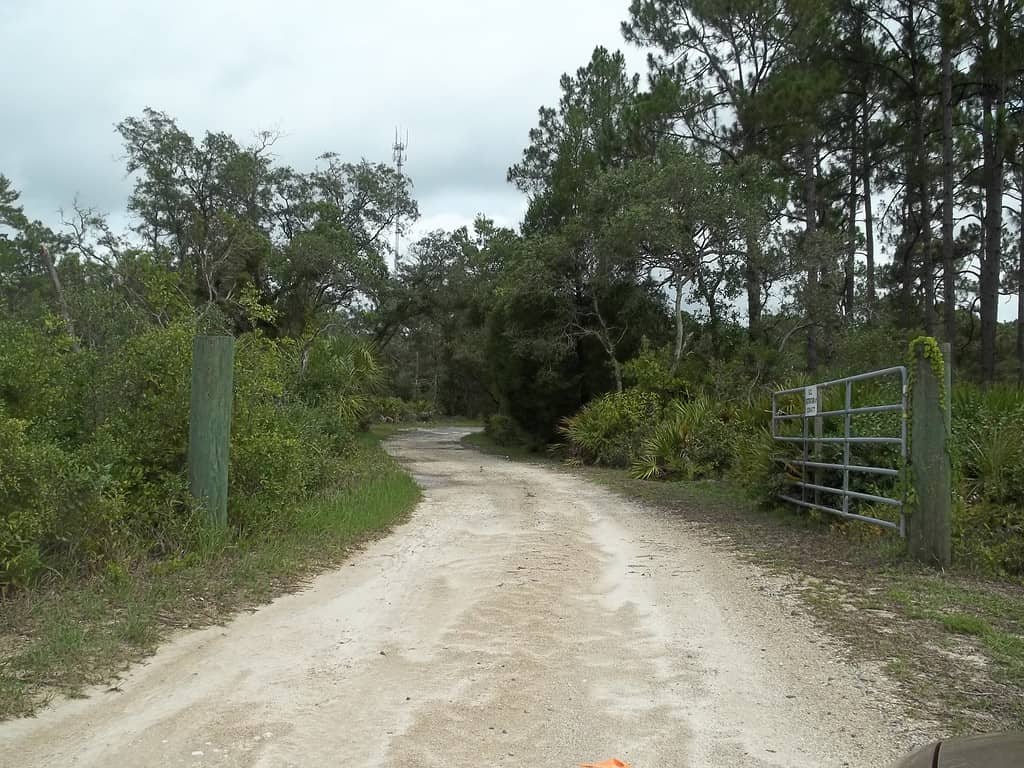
[1, 428, 931, 767]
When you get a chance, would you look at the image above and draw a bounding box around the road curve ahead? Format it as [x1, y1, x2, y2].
[0, 427, 928, 768]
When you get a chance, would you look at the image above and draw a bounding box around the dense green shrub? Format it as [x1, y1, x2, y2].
[731, 427, 787, 503]
[0, 320, 89, 441]
[372, 396, 438, 424]
[374, 396, 410, 423]
[559, 389, 662, 467]
[0, 414, 66, 589]
[959, 421, 1024, 504]
[0, 411, 136, 588]
[0, 315, 389, 587]
[230, 403, 328, 532]
[946, 384, 1024, 575]
[955, 501, 1024, 576]
[298, 336, 381, 426]
[622, 344, 690, 399]
[87, 323, 193, 501]
[952, 384, 1024, 506]
[485, 413, 529, 446]
[227, 334, 307, 529]
[631, 396, 734, 480]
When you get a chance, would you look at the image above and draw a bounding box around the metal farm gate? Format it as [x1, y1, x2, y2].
[771, 366, 908, 536]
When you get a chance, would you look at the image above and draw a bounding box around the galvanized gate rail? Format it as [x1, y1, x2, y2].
[771, 366, 907, 536]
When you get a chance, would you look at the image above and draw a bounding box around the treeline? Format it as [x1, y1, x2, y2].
[377, 1, 1024, 573]
[5, 0, 1024, 586]
[615, 0, 1024, 382]
[385, 0, 1024, 431]
[0, 110, 415, 589]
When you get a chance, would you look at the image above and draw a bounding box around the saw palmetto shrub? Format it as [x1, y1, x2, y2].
[950, 384, 1024, 575]
[630, 396, 734, 480]
[559, 389, 662, 467]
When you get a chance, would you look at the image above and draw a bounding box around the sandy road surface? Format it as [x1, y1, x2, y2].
[1, 427, 931, 767]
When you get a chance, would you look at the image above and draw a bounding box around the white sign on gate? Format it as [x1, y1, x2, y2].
[804, 385, 819, 416]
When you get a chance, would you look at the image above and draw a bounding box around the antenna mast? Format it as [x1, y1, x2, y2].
[392, 126, 408, 267]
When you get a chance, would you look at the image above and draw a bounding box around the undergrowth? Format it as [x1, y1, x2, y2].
[0, 431, 419, 720]
[541, 340, 1024, 578]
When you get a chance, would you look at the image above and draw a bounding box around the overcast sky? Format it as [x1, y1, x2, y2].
[1, 0, 646, 243]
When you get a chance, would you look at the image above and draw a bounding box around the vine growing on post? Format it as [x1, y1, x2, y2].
[902, 336, 952, 518]
[907, 336, 947, 421]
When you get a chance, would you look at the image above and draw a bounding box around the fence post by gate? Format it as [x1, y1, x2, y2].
[813, 411, 824, 506]
[188, 335, 235, 527]
[907, 339, 952, 567]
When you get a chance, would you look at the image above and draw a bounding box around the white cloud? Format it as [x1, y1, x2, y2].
[1, 0, 646, 234]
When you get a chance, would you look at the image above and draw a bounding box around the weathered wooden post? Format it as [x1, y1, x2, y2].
[188, 335, 235, 527]
[813, 408, 824, 506]
[907, 338, 952, 567]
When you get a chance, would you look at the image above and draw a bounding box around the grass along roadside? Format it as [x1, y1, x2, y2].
[0, 431, 420, 721]
[462, 430, 1024, 734]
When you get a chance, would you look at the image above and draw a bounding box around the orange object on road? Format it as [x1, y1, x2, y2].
[581, 761, 631, 768]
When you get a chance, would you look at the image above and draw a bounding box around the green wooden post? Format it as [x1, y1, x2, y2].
[908, 346, 952, 567]
[188, 335, 235, 527]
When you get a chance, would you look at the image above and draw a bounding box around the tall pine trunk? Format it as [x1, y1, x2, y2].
[1018, 186, 1024, 382]
[671, 278, 686, 376]
[846, 126, 858, 320]
[980, 89, 1003, 384]
[804, 139, 819, 372]
[941, 16, 957, 364]
[902, 0, 924, 331]
[898, 210, 915, 326]
[922, 189, 935, 335]
[916, 50, 934, 336]
[743, 131, 763, 339]
[979, 0, 1010, 384]
[862, 100, 876, 321]
[745, 237, 762, 339]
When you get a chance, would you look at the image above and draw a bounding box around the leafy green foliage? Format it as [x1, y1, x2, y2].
[484, 414, 531, 448]
[508, 46, 662, 232]
[0, 431, 419, 719]
[372, 397, 438, 424]
[229, 335, 322, 531]
[559, 389, 662, 467]
[0, 414, 66, 590]
[297, 335, 382, 431]
[622, 342, 690, 398]
[0, 319, 87, 441]
[961, 424, 1024, 505]
[952, 384, 1024, 506]
[113, 109, 417, 334]
[731, 427, 788, 504]
[631, 396, 734, 480]
[948, 384, 1024, 575]
[0, 312, 389, 587]
[0, 120, 411, 590]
